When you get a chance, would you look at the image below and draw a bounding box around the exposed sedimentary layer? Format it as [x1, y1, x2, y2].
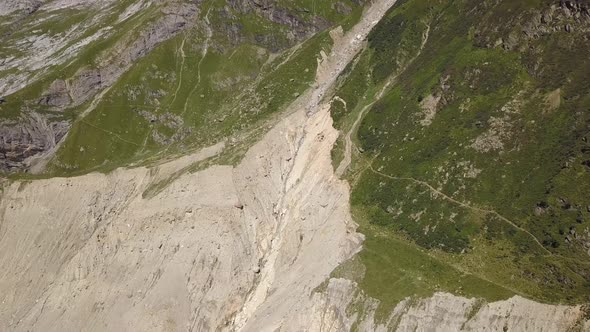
[309, 278, 588, 331]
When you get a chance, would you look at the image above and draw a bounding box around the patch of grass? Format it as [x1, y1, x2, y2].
[353, 207, 514, 321]
[47, 17, 334, 175]
[331, 135, 345, 170]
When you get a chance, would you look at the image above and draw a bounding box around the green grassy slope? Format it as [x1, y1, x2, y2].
[330, 0, 590, 316]
[50, 29, 333, 174]
[1, 0, 364, 176]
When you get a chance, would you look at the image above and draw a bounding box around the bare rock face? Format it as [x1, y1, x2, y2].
[474, 0, 590, 50]
[68, 69, 102, 105]
[226, 0, 331, 46]
[211, 0, 332, 53]
[46, 1, 199, 109]
[308, 279, 588, 332]
[333, 1, 353, 15]
[37, 79, 71, 107]
[96, 1, 198, 89]
[0, 113, 69, 172]
[0, 0, 119, 97]
[0, 0, 42, 16]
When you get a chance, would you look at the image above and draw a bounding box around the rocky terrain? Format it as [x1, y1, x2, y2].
[0, 0, 352, 173]
[1, 0, 590, 331]
[0, 0, 199, 172]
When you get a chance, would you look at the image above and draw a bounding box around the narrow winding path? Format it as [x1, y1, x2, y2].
[335, 24, 430, 177]
[80, 120, 141, 147]
[163, 7, 213, 156]
[169, 37, 187, 106]
[368, 165, 552, 255]
[334, 20, 551, 255]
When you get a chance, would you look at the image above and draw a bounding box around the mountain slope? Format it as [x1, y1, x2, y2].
[324, 0, 590, 310]
[0, 2, 384, 329]
[1, 0, 590, 331]
[0, 0, 362, 173]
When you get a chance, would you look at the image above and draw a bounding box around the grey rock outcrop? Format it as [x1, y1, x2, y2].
[0, 0, 42, 16]
[37, 79, 71, 108]
[49, 1, 199, 109]
[0, 113, 69, 172]
[307, 278, 588, 331]
[68, 69, 102, 105]
[223, 0, 332, 49]
[475, 0, 590, 51]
